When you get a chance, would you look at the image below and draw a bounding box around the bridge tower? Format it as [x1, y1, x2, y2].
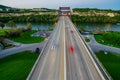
[59, 7, 72, 18]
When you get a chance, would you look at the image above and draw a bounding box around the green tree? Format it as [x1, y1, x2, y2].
[0, 22, 5, 29]
[26, 23, 32, 31]
[7, 20, 16, 28]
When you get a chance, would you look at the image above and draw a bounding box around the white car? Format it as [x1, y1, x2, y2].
[51, 44, 56, 50]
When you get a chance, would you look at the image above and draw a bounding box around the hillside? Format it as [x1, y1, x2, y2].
[0, 5, 10, 9]
[73, 8, 120, 17]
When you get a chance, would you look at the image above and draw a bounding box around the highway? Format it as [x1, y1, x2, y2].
[27, 16, 66, 80]
[27, 16, 110, 80]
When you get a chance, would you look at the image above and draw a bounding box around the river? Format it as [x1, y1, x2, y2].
[4, 22, 120, 32]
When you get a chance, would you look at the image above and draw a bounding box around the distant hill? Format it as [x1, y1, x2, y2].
[0, 5, 10, 9]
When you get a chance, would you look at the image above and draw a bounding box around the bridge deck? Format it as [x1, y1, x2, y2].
[27, 16, 110, 80]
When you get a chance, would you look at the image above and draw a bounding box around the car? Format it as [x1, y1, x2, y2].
[51, 44, 56, 50]
[70, 46, 74, 53]
[71, 30, 73, 33]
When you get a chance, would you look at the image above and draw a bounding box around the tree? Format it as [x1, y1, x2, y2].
[0, 22, 5, 29]
[0, 37, 4, 43]
[26, 23, 32, 31]
[7, 20, 16, 28]
[0, 37, 4, 49]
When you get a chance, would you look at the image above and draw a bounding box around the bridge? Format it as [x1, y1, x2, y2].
[59, 7, 72, 17]
[27, 8, 111, 80]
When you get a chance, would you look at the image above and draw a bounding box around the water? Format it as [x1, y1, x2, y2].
[76, 23, 120, 32]
[4, 22, 120, 32]
[4, 22, 54, 30]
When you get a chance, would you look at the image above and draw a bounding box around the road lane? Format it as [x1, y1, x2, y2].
[28, 16, 65, 80]
[27, 16, 110, 80]
[65, 16, 105, 80]
[65, 23, 73, 80]
[65, 18, 93, 80]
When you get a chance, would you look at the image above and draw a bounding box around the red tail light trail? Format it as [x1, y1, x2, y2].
[70, 46, 74, 53]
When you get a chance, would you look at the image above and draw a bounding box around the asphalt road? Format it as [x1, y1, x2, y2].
[64, 17, 104, 80]
[27, 16, 65, 80]
[27, 16, 108, 80]
[0, 42, 46, 58]
[87, 35, 120, 54]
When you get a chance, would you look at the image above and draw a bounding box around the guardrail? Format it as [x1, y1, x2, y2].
[80, 35, 112, 80]
[70, 19, 111, 80]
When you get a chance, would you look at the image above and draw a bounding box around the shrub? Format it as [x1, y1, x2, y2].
[5, 28, 21, 38]
[26, 23, 32, 31]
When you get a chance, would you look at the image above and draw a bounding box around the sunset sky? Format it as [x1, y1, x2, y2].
[0, 0, 120, 10]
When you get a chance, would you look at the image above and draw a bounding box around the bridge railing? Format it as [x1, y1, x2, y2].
[70, 19, 112, 80]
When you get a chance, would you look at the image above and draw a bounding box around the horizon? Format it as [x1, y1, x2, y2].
[0, 0, 120, 10]
[0, 4, 120, 11]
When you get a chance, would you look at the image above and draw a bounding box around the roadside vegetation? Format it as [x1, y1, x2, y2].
[0, 15, 58, 23]
[72, 15, 120, 23]
[0, 28, 10, 36]
[0, 20, 45, 44]
[94, 32, 120, 48]
[1, 41, 14, 49]
[0, 29, 14, 49]
[72, 8, 120, 23]
[0, 51, 39, 80]
[0, 28, 44, 44]
[0, 8, 120, 24]
[96, 51, 120, 80]
[85, 37, 90, 42]
[8, 30, 44, 44]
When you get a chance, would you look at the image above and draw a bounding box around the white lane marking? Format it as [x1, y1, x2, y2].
[47, 16, 62, 80]
[69, 17, 105, 80]
[66, 16, 94, 80]
[69, 19, 94, 80]
[37, 18, 61, 80]
[63, 16, 67, 80]
[74, 32, 94, 80]
[27, 20, 61, 80]
[67, 18, 83, 79]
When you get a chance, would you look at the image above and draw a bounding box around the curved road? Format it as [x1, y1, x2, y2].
[0, 41, 46, 58]
[84, 34, 120, 54]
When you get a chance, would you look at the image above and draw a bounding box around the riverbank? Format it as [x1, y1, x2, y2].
[0, 14, 58, 23]
[72, 8, 120, 23]
[0, 29, 45, 44]
[1, 8, 120, 23]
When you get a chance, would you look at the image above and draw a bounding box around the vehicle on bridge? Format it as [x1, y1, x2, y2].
[70, 46, 74, 53]
[59, 7, 72, 17]
[71, 30, 73, 33]
[51, 44, 56, 50]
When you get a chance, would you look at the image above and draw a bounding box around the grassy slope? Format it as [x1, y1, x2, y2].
[94, 32, 120, 48]
[9, 30, 45, 44]
[0, 51, 39, 80]
[94, 34, 105, 44]
[96, 51, 120, 80]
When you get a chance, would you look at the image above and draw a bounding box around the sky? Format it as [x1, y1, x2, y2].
[0, 0, 120, 10]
